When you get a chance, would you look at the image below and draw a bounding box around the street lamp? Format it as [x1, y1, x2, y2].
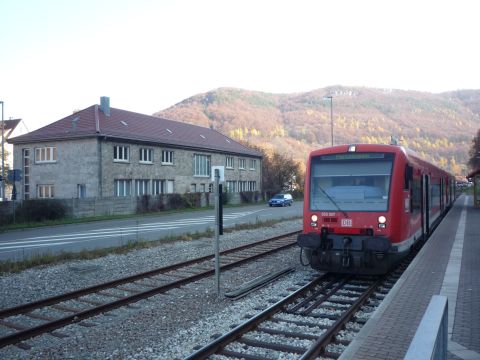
[323, 96, 333, 146]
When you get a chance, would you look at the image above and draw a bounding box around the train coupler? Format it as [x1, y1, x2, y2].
[341, 237, 352, 268]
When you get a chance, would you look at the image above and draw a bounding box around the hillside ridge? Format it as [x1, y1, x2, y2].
[154, 86, 480, 175]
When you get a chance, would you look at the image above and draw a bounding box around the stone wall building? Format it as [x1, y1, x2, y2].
[8, 97, 262, 201]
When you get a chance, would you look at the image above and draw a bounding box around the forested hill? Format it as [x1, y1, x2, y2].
[154, 86, 480, 175]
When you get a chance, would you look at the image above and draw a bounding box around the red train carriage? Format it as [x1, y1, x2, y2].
[297, 144, 454, 275]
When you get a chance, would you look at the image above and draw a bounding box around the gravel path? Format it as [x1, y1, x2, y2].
[0, 219, 320, 360]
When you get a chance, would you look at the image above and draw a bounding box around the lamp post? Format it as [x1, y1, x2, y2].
[323, 96, 333, 146]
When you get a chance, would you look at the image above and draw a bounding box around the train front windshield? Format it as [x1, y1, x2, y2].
[310, 152, 394, 212]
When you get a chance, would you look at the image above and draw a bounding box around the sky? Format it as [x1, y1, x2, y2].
[1, 0, 480, 133]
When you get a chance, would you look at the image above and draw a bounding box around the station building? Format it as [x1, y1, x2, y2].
[8, 97, 262, 201]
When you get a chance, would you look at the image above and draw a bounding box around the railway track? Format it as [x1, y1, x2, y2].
[184, 269, 406, 359]
[181, 212, 433, 360]
[184, 250, 417, 359]
[0, 230, 300, 349]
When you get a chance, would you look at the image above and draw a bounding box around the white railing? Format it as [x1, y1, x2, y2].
[404, 295, 448, 360]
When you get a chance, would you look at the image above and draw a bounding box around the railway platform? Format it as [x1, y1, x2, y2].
[340, 194, 480, 360]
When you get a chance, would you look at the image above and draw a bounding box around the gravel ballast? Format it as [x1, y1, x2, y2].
[0, 219, 321, 359]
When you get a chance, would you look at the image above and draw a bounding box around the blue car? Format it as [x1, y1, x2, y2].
[268, 193, 293, 207]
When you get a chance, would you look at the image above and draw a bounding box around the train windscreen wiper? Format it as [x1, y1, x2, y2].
[318, 186, 349, 218]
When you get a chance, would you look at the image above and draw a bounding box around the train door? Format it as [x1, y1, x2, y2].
[422, 174, 430, 237]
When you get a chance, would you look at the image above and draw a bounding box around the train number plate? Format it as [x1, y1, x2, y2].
[341, 219, 352, 227]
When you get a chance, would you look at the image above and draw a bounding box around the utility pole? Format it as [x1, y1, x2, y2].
[323, 96, 333, 146]
[1, 101, 5, 201]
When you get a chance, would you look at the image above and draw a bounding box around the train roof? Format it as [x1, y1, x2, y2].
[309, 144, 453, 177]
[309, 143, 405, 156]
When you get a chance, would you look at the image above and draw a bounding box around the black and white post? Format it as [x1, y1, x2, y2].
[214, 168, 221, 296]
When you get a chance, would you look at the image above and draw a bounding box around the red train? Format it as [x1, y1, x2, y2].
[297, 144, 455, 274]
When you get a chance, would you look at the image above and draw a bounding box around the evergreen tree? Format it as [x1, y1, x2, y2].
[468, 129, 480, 171]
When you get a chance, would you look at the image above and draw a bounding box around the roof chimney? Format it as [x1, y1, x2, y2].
[100, 96, 110, 117]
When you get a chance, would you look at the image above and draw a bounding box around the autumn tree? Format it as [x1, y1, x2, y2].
[468, 128, 480, 171]
[0, 146, 11, 181]
[242, 142, 303, 197]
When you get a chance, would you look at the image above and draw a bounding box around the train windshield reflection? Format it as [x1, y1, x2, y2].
[310, 152, 394, 212]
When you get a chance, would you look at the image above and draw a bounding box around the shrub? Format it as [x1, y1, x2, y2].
[239, 191, 260, 204]
[137, 195, 150, 213]
[183, 193, 201, 208]
[221, 191, 230, 205]
[168, 193, 189, 209]
[16, 199, 66, 223]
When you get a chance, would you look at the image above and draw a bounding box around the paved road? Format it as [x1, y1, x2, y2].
[0, 201, 303, 261]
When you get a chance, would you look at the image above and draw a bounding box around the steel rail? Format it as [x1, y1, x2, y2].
[183, 274, 383, 360]
[0, 230, 300, 318]
[0, 230, 300, 348]
[183, 274, 333, 360]
[300, 277, 383, 359]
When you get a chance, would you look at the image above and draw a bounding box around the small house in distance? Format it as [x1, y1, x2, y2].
[8, 97, 262, 206]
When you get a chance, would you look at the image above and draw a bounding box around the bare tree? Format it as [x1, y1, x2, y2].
[244, 142, 303, 197]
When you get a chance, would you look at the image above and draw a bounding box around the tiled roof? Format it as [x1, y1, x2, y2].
[8, 104, 262, 157]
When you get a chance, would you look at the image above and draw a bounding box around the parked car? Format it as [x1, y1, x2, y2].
[268, 193, 293, 207]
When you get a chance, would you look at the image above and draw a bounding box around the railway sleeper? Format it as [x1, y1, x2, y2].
[270, 317, 330, 330]
[75, 297, 105, 307]
[0, 319, 27, 331]
[256, 326, 321, 340]
[24, 312, 56, 322]
[51, 304, 84, 314]
[219, 348, 273, 360]
[238, 337, 308, 354]
[96, 291, 124, 299]
[323, 350, 341, 359]
[116, 286, 141, 293]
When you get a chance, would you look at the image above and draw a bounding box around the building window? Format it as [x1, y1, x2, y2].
[200, 183, 206, 193]
[77, 184, 86, 198]
[226, 180, 237, 193]
[208, 183, 214, 193]
[114, 179, 131, 197]
[162, 150, 174, 165]
[152, 180, 164, 195]
[190, 184, 197, 193]
[166, 180, 174, 193]
[238, 158, 246, 170]
[35, 146, 57, 163]
[238, 181, 247, 192]
[249, 159, 257, 170]
[194, 154, 211, 177]
[140, 148, 153, 163]
[114, 146, 129, 162]
[248, 181, 256, 191]
[135, 180, 149, 196]
[226, 156, 234, 169]
[38, 184, 54, 198]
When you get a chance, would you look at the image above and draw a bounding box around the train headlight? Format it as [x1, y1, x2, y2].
[378, 216, 387, 229]
[311, 215, 318, 222]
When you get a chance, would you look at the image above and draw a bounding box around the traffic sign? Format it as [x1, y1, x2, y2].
[7, 169, 22, 182]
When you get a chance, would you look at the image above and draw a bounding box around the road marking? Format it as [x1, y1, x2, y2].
[0, 209, 265, 252]
[0, 241, 74, 250]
